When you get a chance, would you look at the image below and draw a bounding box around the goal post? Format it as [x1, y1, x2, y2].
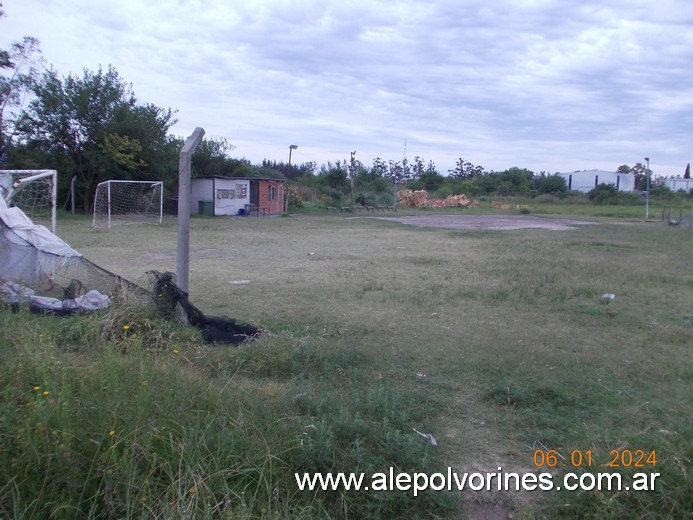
[0, 169, 57, 234]
[92, 180, 164, 229]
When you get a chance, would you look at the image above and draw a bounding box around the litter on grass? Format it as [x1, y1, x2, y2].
[413, 428, 438, 446]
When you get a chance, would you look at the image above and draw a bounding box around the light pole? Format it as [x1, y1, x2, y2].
[644, 157, 650, 220]
[285, 144, 297, 215]
[350, 151, 356, 212]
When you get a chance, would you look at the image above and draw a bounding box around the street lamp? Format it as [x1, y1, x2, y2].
[644, 157, 650, 220]
[285, 145, 297, 215]
[288, 144, 297, 178]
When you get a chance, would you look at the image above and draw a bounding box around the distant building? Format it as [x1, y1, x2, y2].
[667, 178, 693, 192]
[556, 170, 635, 193]
[190, 176, 285, 216]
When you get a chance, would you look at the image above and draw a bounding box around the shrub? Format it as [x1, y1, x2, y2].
[588, 183, 618, 204]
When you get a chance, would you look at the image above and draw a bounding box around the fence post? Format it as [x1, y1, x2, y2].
[176, 127, 205, 323]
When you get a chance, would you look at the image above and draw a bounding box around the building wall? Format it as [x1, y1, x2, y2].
[256, 180, 284, 215]
[190, 178, 213, 214]
[557, 170, 635, 193]
[667, 178, 693, 192]
[190, 177, 284, 216]
[213, 178, 250, 216]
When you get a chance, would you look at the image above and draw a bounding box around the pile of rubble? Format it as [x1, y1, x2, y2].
[397, 189, 479, 208]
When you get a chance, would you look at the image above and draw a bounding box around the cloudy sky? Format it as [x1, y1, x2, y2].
[1, 0, 691, 176]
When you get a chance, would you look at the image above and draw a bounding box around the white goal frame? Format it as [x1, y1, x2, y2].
[92, 180, 164, 229]
[0, 169, 57, 234]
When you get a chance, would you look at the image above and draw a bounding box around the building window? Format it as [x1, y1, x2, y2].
[216, 188, 235, 199]
[268, 185, 277, 201]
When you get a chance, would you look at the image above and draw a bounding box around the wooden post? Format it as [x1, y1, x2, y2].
[176, 127, 205, 322]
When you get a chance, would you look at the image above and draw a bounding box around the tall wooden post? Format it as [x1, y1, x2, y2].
[176, 127, 205, 322]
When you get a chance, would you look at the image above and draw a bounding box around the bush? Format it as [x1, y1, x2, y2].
[617, 192, 643, 205]
[588, 183, 618, 204]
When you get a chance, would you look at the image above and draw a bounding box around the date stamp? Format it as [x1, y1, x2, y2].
[533, 449, 657, 469]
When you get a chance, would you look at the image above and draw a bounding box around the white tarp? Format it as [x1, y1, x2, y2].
[0, 194, 86, 291]
[0, 196, 80, 257]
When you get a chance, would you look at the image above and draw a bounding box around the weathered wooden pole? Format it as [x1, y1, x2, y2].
[176, 127, 205, 321]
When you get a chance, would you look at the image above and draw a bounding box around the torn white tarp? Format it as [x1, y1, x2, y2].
[0, 280, 36, 304]
[29, 289, 110, 315]
[0, 197, 80, 257]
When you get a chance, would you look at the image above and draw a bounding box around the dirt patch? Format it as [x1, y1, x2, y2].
[371, 214, 597, 231]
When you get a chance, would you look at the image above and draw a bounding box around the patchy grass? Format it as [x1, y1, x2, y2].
[3, 209, 692, 518]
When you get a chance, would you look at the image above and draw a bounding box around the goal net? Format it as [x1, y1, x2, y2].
[92, 180, 163, 229]
[0, 188, 259, 344]
[0, 170, 57, 234]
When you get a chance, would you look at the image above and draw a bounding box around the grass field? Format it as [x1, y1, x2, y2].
[1, 207, 691, 519]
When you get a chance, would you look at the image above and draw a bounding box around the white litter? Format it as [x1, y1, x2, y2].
[413, 428, 437, 446]
[229, 280, 251, 285]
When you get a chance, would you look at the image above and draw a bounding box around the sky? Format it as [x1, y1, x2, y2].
[1, 0, 692, 177]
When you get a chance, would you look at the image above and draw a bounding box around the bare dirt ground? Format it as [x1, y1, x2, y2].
[370, 214, 598, 231]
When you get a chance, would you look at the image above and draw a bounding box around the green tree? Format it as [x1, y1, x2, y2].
[496, 167, 534, 194]
[107, 103, 178, 182]
[0, 35, 44, 164]
[16, 66, 177, 211]
[323, 161, 348, 190]
[17, 66, 136, 211]
[192, 137, 235, 177]
[535, 174, 567, 194]
[448, 157, 484, 180]
[417, 168, 444, 192]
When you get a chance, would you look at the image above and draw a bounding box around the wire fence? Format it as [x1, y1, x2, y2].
[661, 207, 693, 228]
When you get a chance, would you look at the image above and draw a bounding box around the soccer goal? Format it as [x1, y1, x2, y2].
[92, 180, 164, 229]
[0, 170, 57, 234]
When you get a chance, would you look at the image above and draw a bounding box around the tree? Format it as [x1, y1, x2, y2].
[535, 174, 567, 194]
[17, 65, 176, 212]
[0, 35, 44, 164]
[107, 103, 178, 182]
[388, 160, 404, 185]
[321, 161, 348, 190]
[371, 157, 388, 178]
[630, 162, 649, 191]
[417, 168, 444, 192]
[191, 137, 235, 177]
[448, 157, 484, 180]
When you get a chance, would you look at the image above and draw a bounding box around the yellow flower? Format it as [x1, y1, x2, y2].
[172, 348, 179, 354]
[42, 391, 49, 396]
[33, 386, 40, 391]
[108, 430, 116, 437]
[123, 325, 130, 331]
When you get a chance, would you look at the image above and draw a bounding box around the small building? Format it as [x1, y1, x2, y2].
[556, 170, 635, 193]
[190, 176, 285, 216]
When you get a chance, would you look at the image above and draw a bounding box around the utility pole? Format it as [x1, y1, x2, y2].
[350, 151, 356, 212]
[285, 144, 297, 215]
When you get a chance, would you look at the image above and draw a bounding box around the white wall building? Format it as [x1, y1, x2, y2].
[667, 178, 693, 192]
[189, 176, 285, 216]
[556, 170, 635, 193]
[190, 177, 251, 216]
